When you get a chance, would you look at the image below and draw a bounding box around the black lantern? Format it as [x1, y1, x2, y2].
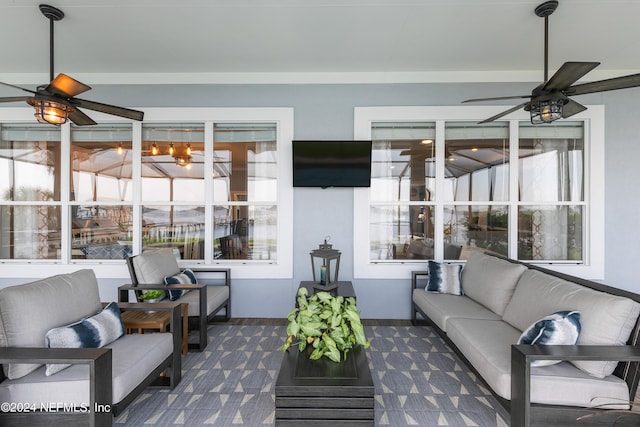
[310, 238, 341, 291]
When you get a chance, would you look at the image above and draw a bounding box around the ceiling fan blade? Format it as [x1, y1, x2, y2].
[543, 62, 600, 91]
[463, 95, 531, 103]
[0, 81, 37, 95]
[46, 74, 92, 97]
[0, 96, 32, 104]
[71, 98, 144, 121]
[566, 73, 640, 96]
[68, 109, 97, 126]
[562, 99, 588, 118]
[478, 102, 529, 124]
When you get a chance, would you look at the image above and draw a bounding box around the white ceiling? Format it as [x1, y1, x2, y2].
[1, 0, 640, 85]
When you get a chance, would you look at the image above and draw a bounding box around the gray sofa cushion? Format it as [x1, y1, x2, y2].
[460, 253, 527, 316]
[412, 289, 500, 332]
[0, 333, 173, 406]
[446, 317, 630, 408]
[131, 248, 181, 284]
[0, 269, 102, 380]
[503, 269, 640, 378]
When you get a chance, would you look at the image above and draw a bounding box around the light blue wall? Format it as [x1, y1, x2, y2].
[1, 82, 639, 318]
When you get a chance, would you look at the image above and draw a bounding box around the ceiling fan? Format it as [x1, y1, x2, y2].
[0, 4, 144, 126]
[463, 0, 640, 124]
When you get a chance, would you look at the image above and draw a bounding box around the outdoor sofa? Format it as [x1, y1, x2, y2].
[412, 252, 640, 426]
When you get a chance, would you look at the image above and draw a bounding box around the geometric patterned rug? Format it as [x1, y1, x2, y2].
[114, 324, 510, 426]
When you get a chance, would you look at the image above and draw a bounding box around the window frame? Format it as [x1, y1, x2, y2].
[0, 107, 294, 280]
[353, 106, 604, 280]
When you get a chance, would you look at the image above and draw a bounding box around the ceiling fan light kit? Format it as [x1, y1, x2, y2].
[464, 0, 640, 125]
[0, 4, 144, 126]
[28, 98, 75, 125]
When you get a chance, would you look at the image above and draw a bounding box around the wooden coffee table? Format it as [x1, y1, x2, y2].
[275, 345, 374, 426]
[275, 281, 374, 426]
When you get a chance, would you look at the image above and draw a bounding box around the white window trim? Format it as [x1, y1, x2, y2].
[0, 107, 294, 280]
[353, 106, 604, 280]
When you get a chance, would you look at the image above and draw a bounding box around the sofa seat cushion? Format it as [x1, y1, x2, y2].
[412, 289, 500, 332]
[0, 269, 103, 380]
[446, 318, 630, 408]
[503, 269, 640, 378]
[180, 285, 230, 317]
[0, 333, 173, 406]
[460, 253, 527, 316]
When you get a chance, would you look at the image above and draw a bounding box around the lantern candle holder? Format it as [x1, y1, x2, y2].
[310, 238, 341, 292]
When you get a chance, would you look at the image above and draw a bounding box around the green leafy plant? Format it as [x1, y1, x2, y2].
[139, 290, 164, 301]
[282, 287, 370, 363]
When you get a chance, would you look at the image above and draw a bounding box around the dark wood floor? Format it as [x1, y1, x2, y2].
[221, 318, 412, 326]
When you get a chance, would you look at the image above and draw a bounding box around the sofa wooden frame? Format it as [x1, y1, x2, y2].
[0, 301, 182, 427]
[411, 257, 640, 427]
[120, 259, 231, 352]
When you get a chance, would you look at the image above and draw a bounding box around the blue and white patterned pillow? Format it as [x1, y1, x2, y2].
[164, 269, 196, 301]
[426, 261, 463, 295]
[45, 302, 125, 376]
[517, 310, 581, 367]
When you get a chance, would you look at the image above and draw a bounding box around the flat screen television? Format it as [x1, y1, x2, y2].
[292, 140, 372, 188]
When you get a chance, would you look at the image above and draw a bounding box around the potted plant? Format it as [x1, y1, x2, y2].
[282, 287, 370, 363]
[138, 290, 164, 303]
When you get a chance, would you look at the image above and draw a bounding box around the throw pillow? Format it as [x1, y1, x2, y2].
[45, 302, 125, 376]
[426, 261, 463, 295]
[164, 268, 196, 301]
[517, 310, 581, 367]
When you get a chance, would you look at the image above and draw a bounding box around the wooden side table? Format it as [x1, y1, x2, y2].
[121, 304, 188, 355]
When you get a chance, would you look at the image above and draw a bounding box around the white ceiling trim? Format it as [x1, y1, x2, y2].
[2, 69, 638, 86]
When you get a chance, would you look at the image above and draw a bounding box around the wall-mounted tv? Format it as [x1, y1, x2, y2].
[292, 140, 372, 188]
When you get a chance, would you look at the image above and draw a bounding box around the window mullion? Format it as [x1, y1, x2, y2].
[132, 121, 143, 256]
[204, 121, 214, 263]
[434, 120, 445, 260]
[60, 123, 71, 263]
[508, 120, 519, 260]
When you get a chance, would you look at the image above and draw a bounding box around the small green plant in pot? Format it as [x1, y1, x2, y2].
[138, 290, 164, 303]
[282, 287, 370, 363]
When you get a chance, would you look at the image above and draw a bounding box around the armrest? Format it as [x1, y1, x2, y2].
[411, 270, 429, 290]
[511, 344, 640, 427]
[118, 301, 182, 312]
[0, 346, 111, 365]
[189, 267, 231, 288]
[0, 347, 112, 419]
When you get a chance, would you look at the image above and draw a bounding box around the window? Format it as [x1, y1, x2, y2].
[0, 108, 294, 279]
[213, 123, 278, 261]
[71, 124, 133, 260]
[354, 106, 604, 279]
[141, 124, 205, 260]
[0, 124, 62, 260]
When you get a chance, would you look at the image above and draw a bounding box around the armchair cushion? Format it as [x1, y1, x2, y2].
[164, 269, 196, 301]
[180, 284, 230, 317]
[0, 269, 102, 380]
[130, 248, 180, 284]
[45, 302, 125, 376]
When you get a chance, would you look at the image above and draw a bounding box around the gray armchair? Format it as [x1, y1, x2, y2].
[118, 248, 231, 352]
